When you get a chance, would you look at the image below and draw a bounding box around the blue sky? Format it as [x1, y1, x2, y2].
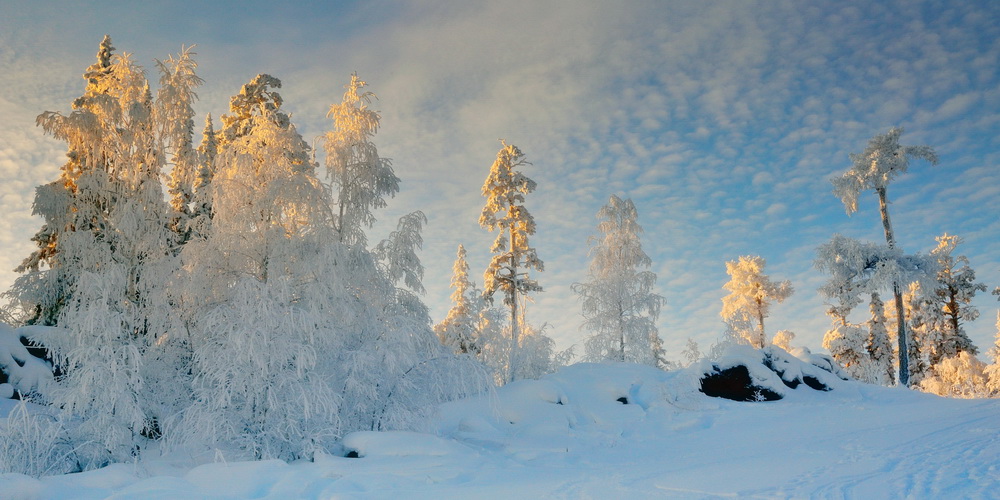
[1, 0, 998, 360]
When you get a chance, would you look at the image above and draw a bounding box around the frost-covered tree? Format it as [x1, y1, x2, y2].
[324, 74, 399, 246]
[832, 127, 938, 386]
[823, 320, 876, 382]
[573, 195, 664, 365]
[772, 330, 795, 352]
[868, 293, 895, 385]
[815, 235, 936, 384]
[920, 352, 990, 398]
[720, 256, 792, 349]
[157, 46, 203, 244]
[435, 245, 481, 354]
[986, 312, 1000, 396]
[920, 234, 985, 365]
[480, 141, 544, 382]
[681, 338, 702, 366]
[4, 36, 186, 465]
[171, 74, 341, 460]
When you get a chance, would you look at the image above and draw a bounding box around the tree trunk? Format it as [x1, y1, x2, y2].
[509, 230, 519, 384]
[878, 187, 909, 387]
[756, 297, 766, 349]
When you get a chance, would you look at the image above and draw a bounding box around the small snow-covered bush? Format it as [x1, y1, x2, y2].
[919, 352, 990, 398]
[0, 402, 77, 477]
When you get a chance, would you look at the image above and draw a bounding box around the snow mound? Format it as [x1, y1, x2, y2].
[0, 324, 54, 399]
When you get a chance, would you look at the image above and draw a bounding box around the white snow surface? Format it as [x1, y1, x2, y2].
[2, 361, 999, 499]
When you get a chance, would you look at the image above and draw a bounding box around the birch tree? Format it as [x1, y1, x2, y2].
[324, 74, 399, 246]
[573, 195, 664, 365]
[832, 127, 938, 386]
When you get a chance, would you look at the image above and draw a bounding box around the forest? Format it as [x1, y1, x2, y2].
[0, 36, 999, 478]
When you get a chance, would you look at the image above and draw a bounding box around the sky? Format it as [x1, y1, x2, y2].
[1, 0, 998, 362]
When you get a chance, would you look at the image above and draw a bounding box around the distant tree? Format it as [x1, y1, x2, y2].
[479, 141, 543, 382]
[867, 293, 895, 385]
[831, 127, 938, 386]
[902, 282, 932, 385]
[772, 330, 795, 352]
[187, 114, 217, 241]
[681, 338, 702, 366]
[986, 312, 1000, 396]
[823, 320, 874, 382]
[573, 195, 664, 365]
[324, 74, 399, 246]
[720, 256, 792, 349]
[919, 351, 990, 398]
[921, 234, 985, 365]
[157, 45, 203, 244]
[435, 245, 481, 354]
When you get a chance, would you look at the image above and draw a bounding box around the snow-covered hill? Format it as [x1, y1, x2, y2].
[2, 361, 999, 499]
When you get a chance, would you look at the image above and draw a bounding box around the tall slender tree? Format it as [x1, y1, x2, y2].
[573, 195, 664, 365]
[832, 127, 938, 386]
[479, 141, 543, 382]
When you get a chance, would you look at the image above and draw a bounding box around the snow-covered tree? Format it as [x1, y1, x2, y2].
[823, 320, 877, 382]
[831, 127, 938, 386]
[324, 73, 399, 246]
[815, 234, 936, 385]
[986, 312, 1000, 396]
[681, 338, 702, 367]
[867, 293, 895, 385]
[5, 37, 186, 465]
[920, 351, 990, 398]
[480, 141, 544, 382]
[573, 195, 664, 365]
[772, 330, 795, 352]
[157, 45, 203, 244]
[720, 256, 792, 349]
[435, 245, 481, 354]
[920, 234, 985, 365]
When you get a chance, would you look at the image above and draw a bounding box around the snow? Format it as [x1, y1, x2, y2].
[3, 361, 1000, 498]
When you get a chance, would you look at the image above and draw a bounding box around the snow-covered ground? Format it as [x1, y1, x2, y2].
[2, 362, 998, 499]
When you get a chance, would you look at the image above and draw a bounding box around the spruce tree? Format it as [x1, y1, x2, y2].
[435, 245, 481, 354]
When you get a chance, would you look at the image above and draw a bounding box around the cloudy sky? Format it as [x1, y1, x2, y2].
[1, 0, 998, 360]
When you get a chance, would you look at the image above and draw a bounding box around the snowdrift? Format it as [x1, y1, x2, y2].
[3, 355, 1000, 498]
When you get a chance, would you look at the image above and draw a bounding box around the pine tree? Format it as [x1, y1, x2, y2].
[479, 141, 543, 382]
[832, 127, 938, 386]
[720, 256, 792, 349]
[573, 195, 664, 365]
[435, 245, 481, 354]
[324, 74, 399, 246]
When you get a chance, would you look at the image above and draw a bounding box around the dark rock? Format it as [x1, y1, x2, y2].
[699, 365, 782, 402]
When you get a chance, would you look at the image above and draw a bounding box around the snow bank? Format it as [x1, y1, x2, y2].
[2, 361, 999, 498]
[0, 324, 54, 399]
